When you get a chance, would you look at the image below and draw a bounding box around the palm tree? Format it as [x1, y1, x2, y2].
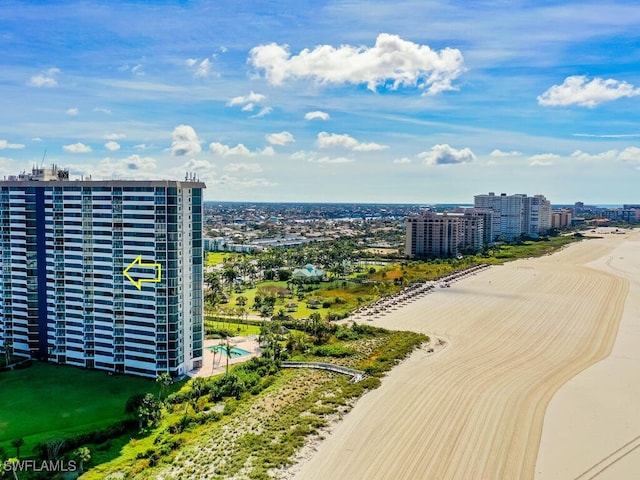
[221, 340, 236, 376]
[11, 438, 24, 459]
[2, 338, 12, 366]
[222, 266, 238, 296]
[155, 372, 172, 400]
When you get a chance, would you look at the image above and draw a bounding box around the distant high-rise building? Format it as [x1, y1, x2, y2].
[551, 209, 573, 229]
[0, 166, 205, 378]
[474, 192, 551, 241]
[405, 210, 486, 258]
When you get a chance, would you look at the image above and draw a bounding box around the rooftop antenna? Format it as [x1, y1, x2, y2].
[41, 149, 47, 167]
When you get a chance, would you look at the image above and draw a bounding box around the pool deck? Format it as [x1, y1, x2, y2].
[187, 335, 261, 378]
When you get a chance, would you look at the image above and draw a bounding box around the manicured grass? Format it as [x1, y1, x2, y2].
[204, 318, 262, 336]
[0, 362, 162, 456]
[205, 251, 241, 266]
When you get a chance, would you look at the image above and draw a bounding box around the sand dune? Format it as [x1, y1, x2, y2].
[293, 232, 634, 480]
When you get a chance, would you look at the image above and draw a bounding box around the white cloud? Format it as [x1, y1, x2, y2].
[94, 108, 112, 115]
[104, 133, 126, 140]
[104, 141, 120, 152]
[249, 33, 465, 95]
[316, 132, 387, 151]
[618, 147, 640, 165]
[187, 57, 215, 78]
[63, 143, 92, 153]
[209, 142, 253, 157]
[241, 103, 255, 112]
[490, 149, 522, 157]
[31, 137, 42, 142]
[252, 107, 272, 118]
[216, 175, 277, 188]
[66, 108, 79, 116]
[528, 153, 560, 166]
[171, 125, 202, 156]
[260, 146, 275, 156]
[0, 140, 25, 150]
[305, 111, 330, 121]
[28, 68, 60, 87]
[266, 131, 295, 146]
[538, 76, 640, 107]
[419, 144, 476, 165]
[570, 150, 618, 162]
[228, 91, 266, 107]
[393, 157, 412, 164]
[224, 163, 263, 173]
[131, 64, 144, 76]
[134, 144, 147, 150]
[71, 155, 158, 180]
[292, 151, 353, 164]
[183, 158, 214, 170]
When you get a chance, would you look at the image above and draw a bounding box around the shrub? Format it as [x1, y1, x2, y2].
[311, 345, 355, 358]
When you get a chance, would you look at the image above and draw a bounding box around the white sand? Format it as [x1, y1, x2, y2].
[536, 229, 640, 479]
[292, 230, 636, 480]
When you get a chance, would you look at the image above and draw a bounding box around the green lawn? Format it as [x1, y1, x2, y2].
[204, 318, 262, 336]
[0, 362, 163, 457]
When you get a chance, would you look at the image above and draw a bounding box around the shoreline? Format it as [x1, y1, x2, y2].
[535, 228, 640, 479]
[286, 229, 634, 479]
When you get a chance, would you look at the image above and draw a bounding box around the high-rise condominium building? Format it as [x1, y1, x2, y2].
[0, 166, 205, 378]
[473, 192, 552, 241]
[405, 211, 486, 258]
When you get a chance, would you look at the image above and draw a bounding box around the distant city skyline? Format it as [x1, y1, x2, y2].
[1, 1, 640, 203]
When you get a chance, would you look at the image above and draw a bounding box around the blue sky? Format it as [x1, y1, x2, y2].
[1, 0, 640, 204]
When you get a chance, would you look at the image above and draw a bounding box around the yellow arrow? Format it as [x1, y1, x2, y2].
[123, 255, 162, 290]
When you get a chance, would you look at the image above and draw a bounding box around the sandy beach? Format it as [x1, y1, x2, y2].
[292, 229, 637, 480]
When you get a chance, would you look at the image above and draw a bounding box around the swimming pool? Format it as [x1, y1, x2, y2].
[207, 344, 252, 358]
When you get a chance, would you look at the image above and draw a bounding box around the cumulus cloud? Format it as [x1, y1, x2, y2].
[71, 155, 158, 180]
[171, 125, 202, 156]
[0, 140, 25, 150]
[393, 157, 412, 164]
[66, 108, 79, 116]
[104, 141, 120, 152]
[266, 131, 295, 146]
[249, 33, 464, 95]
[228, 91, 266, 107]
[224, 163, 263, 173]
[618, 147, 640, 166]
[305, 111, 330, 121]
[28, 68, 60, 87]
[538, 76, 640, 107]
[209, 142, 253, 157]
[187, 57, 215, 78]
[419, 144, 476, 165]
[63, 143, 92, 153]
[570, 150, 618, 162]
[490, 149, 522, 157]
[316, 132, 387, 151]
